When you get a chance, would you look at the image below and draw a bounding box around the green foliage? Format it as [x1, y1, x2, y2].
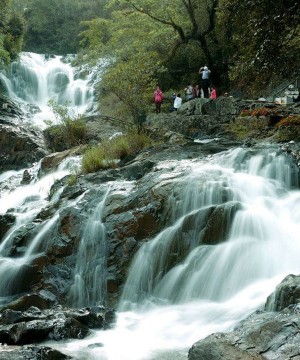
[67, 174, 78, 186]
[23, 0, 111, 54]
[82, 131, 152, 174]
[43, 101, 87, 152]
[218, 0, 300, 94]
[79, 0, 226, 121]
[0, 0, 25, 67]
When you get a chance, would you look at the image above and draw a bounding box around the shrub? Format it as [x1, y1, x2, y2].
[82, 131, 152, 174]
[43, 101, 87, 152]
[277, 115, 300, 127]
[239, 107, 278, 117]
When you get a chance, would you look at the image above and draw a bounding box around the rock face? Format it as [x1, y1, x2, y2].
[0, 94, 48, 171]
[145, 97, 241, 139]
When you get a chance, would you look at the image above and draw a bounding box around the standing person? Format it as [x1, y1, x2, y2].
[184, 84, 194, 101]
[173, 93, 182, 110]
[199, 66, 211, 98]
[154, 86, 164, 114]
[195, 84, 201, 98]
[210, 86, 217, 100]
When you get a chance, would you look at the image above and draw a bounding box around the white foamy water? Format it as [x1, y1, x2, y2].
[0, 156, 82, 301]
[45, 146, 300, 360]
[0, 52, 99, 129]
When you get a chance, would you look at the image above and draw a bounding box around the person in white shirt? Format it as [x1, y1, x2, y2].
[174, 93, 182, 110]
[199, 66, 211, 98]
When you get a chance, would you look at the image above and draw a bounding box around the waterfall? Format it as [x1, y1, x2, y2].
[48, 146, 300, 360]
[69, 188, 110, 308]
[0, 52, 99, 129]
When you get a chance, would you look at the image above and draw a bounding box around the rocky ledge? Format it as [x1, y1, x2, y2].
[0, 304, 115, 359]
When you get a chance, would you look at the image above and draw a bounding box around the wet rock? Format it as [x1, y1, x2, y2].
[0, 95, 48, 171]
[0, 293, 56, 312]
[0, 306, 115, 345]
[189, 274, 300, 360]
[0, 345, 71, 360]
[0, 214, 16, 241]
[201, 201, 242, 245]
[21, 169, 32, 184]
[188, 332, 265, 360]
[265, 274, 300, 312]
[39, 148, 81, 175]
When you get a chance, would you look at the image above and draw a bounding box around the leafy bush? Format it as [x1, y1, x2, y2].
[82, 131, 152, 174]
[43, 101, 87, 152]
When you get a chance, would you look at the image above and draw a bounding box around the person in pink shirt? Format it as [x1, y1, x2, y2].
[210, 86, 217, 100]
[154, 86, 164, 114]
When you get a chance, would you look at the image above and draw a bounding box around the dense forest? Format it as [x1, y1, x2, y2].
[1, 0, 300, 116]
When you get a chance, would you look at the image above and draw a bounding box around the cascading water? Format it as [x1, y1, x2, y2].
[69, 188, 110, 308]
[48, 146, 300, 360]
[0, 156, 82, 305]
[0, 52, 99, 128]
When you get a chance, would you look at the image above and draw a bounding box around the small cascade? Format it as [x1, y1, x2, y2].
[0, 52, 100, 128]
[69, 187, 110, 307]
[0, 156, 82, 304]
[120, 147, 300, 310]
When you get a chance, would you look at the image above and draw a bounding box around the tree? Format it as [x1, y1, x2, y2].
[0, 0, 25, 67]
[109, 0, 220, 65]
[80, 0, 228, 122]
[218, 0, 300, 93]
[23, 0, 110, 54]
[80, 9, 170, 123]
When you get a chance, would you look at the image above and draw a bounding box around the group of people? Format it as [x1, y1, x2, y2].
[184, 66, 216, 100]
[153, 65, 217, 114]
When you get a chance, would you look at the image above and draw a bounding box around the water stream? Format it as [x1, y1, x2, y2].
[0, 52, 99, 128]
[0, 157, 82, 304]
[45, 146, 300, 360]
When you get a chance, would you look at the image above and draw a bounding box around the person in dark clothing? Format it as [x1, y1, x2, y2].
[294, 88, 300, 103]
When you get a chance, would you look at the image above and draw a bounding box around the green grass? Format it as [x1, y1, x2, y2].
[82, 131, 152, 174]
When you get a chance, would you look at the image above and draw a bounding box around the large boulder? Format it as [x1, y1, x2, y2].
[265, 274, 300, 312]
